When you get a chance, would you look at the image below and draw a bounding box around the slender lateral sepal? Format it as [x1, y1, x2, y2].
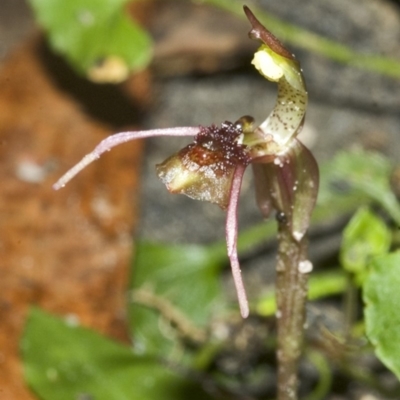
[226, 164, 249, 318]
[53, 127, 200, 190]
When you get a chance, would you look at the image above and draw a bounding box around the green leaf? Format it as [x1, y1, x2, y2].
[22, 307, 213, 400]
[340, 207, 391, 276]
[363, 252, 400, 380]
[28, 0, 152, 81]
[319, 148, 400, 225]
[129, 242, 226, 359]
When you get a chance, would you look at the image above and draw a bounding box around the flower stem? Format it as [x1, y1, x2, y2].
[275, 219, 309, 400]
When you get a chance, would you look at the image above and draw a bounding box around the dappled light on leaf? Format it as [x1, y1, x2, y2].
[364, 253, 400, 381]
[341, 207, 391, 279]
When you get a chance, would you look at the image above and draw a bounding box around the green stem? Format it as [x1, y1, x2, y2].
[275, 222, 309, 400]
[342, 273, 358, 339]
[304, 350, 332, 400]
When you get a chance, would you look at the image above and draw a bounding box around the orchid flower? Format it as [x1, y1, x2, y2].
[53, 6, 318, 319]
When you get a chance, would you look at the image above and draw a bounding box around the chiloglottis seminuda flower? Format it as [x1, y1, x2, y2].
[53, 6, 319, 319]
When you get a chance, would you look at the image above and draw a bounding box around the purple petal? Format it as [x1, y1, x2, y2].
[226, 164, 249, 318]
[252, 163, 273, 218]
[290, 140, 319, 241]
[251, 139, 319, 241]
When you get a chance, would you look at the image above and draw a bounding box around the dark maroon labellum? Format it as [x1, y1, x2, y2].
[192, 121, 251, 170]
[156, 121, 251, 209]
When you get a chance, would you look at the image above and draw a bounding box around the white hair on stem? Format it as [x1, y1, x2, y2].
[53, 127, 200, 190]
[226, 164, 249, 318]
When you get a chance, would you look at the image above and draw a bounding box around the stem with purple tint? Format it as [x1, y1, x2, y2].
[275, 224, 309, 400]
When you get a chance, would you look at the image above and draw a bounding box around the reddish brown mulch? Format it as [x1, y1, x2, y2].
[0, 37, 148, 399]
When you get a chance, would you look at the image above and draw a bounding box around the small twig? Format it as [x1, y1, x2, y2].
[131, 288, 208, 345]
[342, 273, 358, 340]
[316, 328, 400, 398]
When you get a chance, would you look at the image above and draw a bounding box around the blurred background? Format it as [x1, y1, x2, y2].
[1, 0, 400, 399]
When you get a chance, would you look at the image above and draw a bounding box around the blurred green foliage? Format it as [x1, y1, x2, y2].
[364, 252, 400, 382]
[341, 207, 391, 278]
[28, 0, 152, 82]
[29, 0, 400, 82]
[22, 308, 213, 400]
